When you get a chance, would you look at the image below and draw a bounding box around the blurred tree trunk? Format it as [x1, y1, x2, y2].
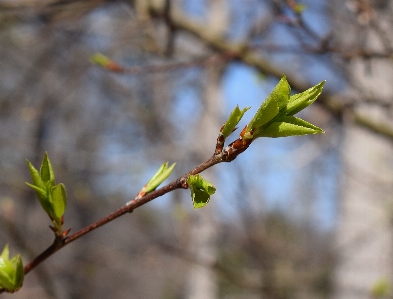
[185, 2, 227, 298]
[333, 2, 393, 298]
[185, 65, 223, 299]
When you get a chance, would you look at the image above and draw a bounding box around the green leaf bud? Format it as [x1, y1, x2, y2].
[187, 174, 216, 209]
[0, 245, 24, 292]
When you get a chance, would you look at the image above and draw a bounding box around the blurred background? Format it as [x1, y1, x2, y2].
[0, 0, 392, 298]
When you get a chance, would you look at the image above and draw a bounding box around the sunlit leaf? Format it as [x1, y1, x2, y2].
[26, 153, 68, 234]
[245, 75, 290, 138]
[40, 152, 55, 187]
[25, 159, 44, 190]
[0, 245, 9, 261]
[254, 116, 324, 138]
[187, 174, 216, 209]
[25, 183, 52, 214]
[144, 162, 176, 194]
[286, 81, 325, 116]
[0, 245, 24, 292]
[51, 183, 67, 221]
[221, 105, 250, 138]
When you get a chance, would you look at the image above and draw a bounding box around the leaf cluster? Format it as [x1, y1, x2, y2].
[244, 75, 324, 139]
[25, 153, 67, 236]
[0, 245, 24, 292]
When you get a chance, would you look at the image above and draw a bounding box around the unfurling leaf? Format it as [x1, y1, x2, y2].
[90, 53, 124, 72]
[254, 116, 324, 138]
[286, 81, 325, 116]
[51, 183, 67, 221]
[26, 153, 68, 235]
[187, 174, 216, 209]
[245, 75, 291, 139]
[25, 183, 51, 214]
[40, 152, 55, 187]
[26, 159, 44, 190]
[243, 76, 324, 140]
[0, 245, 24, 292]
[221, 105, 250, 138]
[144, 162, 176, 194]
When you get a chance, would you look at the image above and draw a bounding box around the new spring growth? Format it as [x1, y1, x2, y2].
[243, 75, 324, 140]
[199, 75, 325, 208]
[90, 53, 125, 73]
[0, 245, 24, 293]
[218, 75, 324, 162]
[26, 152, 68, 237]
[136, 162, 176, 199]
[187, 174, 216, 209]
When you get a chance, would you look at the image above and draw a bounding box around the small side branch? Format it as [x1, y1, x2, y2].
[22, 153, 224, 276]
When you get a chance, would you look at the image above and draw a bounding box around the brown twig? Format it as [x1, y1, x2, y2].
[0, 110, 253, 295]
[96, 52, 237, 75]
[17, 122, 253, 281]
[20, 152, 227, 278]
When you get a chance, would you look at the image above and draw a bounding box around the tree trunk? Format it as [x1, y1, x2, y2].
[185, 66, 223, 299]
[333, 2, 393, 298]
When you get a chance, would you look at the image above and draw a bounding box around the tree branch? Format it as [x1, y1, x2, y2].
[20, 152, 224, 278]
[147, 4, 393, 143]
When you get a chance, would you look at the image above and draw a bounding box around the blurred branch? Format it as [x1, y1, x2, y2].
[91, 52, 236, 74]
[145, 3, 393, 142]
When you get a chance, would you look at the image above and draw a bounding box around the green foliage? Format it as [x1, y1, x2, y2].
[371, 278, 391, 298]
[145, 162, 176, 194]
[244, 75, 324, 139]
[187, 174, 216, 209]
[245, 75, 290, 138]
[90, 53, 123, 72]
[25, 153, 67, 235]
[0, 245, 24, 292]
[294, 3, 306, 13]
[190, 75, 324, 208]
[286, 80, 325, 116]
[90, 53, 111, 67]
[254, 116, 322, 138]
[221, 105, 250, 138]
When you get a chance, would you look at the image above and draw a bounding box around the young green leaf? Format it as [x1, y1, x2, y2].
[221, 105, 250, 138]
[144, 162, 176, 194]
[286, 81, 325, 116]
[0, 245, 24, 292]
[245, 75, 291, 138]
[254, 116, 323, 138]
[0, 268, 17, 292]
[10, 255, 23, 291]
[90, 53, 124, 72]
[148, 162, 167, 183]
[90, 53, 111, 67]
[25, 183, 52, 214]
[25, 159, 44, 190]
[187, 174, 216, 209]
[26, 153, 68, 235]
[0, 244, 9, 262]
[51, 183, 67, 221]
[40, 152, 55, 187]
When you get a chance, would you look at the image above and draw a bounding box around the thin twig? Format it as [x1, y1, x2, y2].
[21, 153, 224, 277]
